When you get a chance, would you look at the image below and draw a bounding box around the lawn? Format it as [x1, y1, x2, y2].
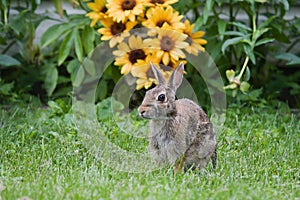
[0, 102, 299, 199]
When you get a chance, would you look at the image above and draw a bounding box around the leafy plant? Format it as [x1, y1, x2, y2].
[0, 0, 74, 101]
[1, 0, 299, 107]
[184, 0, 300, 106]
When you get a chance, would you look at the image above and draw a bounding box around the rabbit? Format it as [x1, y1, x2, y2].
[138, 62, 217, 173]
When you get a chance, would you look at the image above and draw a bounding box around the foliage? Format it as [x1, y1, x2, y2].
[185, 0, 300, 106]
[0, 0, 299, 107]
[0, 104, 299, 199]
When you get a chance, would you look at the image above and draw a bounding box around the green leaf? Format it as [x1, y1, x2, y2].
[44, 66, 58, 96]
[244, 66, 251, 82]
[203, 0, 214, 24]
[74, 29, 83, 62]
[73, 65, 85, 87]
[223, 31, 245, 37]
[258, 16, 276, 30]
[240, 81, 250, 92]
[40, 23, 74, 49]
[83, 57, 96, 76]
[275, 53, 300, 65]
[193, 17, 204, 31]
[279, 0, 289, 11]
[221, 36, 244, 54]
[255, 38, 274, 47]
[96, 80, 108, 101]
[243, 45, 256, 64]
[58, 31, 75, 66]
[0, 35, 7, 45]
[294, 18, 300, 32]
[217, 19, 226, 40]
[0, 81, 14, 95]
[0, 55, 21, 67]
[82, 26, 95, 55]
[67, 59, 80, 84]
[253, 28, 270, 42]
[231, 22, 252, 32]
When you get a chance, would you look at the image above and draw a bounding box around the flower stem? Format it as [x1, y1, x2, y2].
[237, 56, 249, 80]
[3, 7, 8, 25]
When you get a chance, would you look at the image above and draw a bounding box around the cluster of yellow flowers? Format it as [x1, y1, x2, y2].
[86, 0, 207, 89]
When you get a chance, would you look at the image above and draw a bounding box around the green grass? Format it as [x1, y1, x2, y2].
[0, 103, 299, 199]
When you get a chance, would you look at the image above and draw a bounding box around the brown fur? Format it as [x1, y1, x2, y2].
[138, 62, 217, 173]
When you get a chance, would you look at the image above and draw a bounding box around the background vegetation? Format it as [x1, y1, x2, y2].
[0, 0, 299, 107]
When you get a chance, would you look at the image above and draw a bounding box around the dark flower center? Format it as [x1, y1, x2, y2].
[156, 20, 169, 27]
[101, 6, 108, 13]
[122, 0, 136, 10]
[110, 22, 126, 35]
[128, 49, 146, 64]
[160, 36, 174, 52]
[186, 37, 193, 45]
[150, 0, 165, 4]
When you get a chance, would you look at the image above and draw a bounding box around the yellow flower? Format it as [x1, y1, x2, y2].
[142, 6, 185, 31]
[131, 56, 169, 90]
[107, 0, 146, 23]
[86, 0, 108, 27]
[182, 20, 207, 55]
[168, 58, 187, 69]
[146, 28, 188, 66]
[146, 0, 178, 7]
[98, 17, 137, 47]
[113, 35, 149, 74]
[131, 61, 157, 90]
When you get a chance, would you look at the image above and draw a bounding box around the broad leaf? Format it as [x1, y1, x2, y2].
[240, 81, 250, 92]
[82, 26, 95, 55]
[73, 65, 85, 87]
[83, 57, 96, 76]
[40, 23, 74, 48]
[67, 59, 80, 84]
[74, 29, 83, 62]
[0, 55, 21, 67]
[58, 31, 75, 66]
[44, 66, 58, 96]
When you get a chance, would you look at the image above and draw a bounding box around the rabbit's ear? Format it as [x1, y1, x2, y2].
[151, 62, 166, 86]
[168, 62, 184, 92]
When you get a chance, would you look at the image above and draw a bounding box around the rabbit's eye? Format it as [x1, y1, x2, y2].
[157, 94, 166, 102]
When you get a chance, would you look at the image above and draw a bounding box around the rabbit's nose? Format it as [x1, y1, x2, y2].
[138, 106, 146, 117]
[140, 110, 145, 116]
